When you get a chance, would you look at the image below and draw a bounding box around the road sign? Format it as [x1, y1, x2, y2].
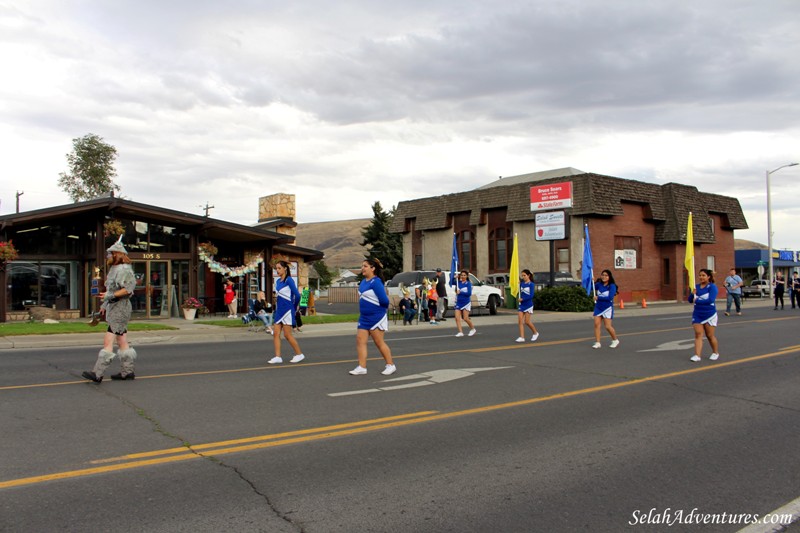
[530, 181, 573, 212]
[535, 211, 566, 241]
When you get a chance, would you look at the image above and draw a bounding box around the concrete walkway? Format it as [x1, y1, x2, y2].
[0, 298, 776, 350]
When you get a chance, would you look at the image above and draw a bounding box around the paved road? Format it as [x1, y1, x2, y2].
[1, 300, 799, 532]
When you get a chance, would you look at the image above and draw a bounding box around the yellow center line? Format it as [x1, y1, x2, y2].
[91, 411, 438, 463]
[2, 345, 798, 490]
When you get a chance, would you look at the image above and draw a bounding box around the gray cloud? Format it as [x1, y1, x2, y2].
[1, 0, 799, 248]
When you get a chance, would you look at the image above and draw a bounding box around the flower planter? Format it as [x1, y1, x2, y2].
[182, 308, 197, 320]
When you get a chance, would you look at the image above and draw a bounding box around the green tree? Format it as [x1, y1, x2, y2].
[361, 201, 403, 280]
[58, 133, 120, 202]
[312, 259, 335, 289]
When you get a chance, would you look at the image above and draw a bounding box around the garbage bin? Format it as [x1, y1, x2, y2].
[505, 286, 517, 309]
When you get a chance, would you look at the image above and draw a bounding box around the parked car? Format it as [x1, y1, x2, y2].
[484, 273, 510, 286]
[386, 270, 505, 315]
[533, 271, 582, 292]
[742, 279, 769, 298]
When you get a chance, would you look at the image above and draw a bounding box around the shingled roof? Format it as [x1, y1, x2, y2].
[391, 172, 748, 244]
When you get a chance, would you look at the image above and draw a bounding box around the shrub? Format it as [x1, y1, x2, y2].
[536, 286, 594, 312]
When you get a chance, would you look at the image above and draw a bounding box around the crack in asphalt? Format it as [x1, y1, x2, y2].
[76, 370, 304, 532]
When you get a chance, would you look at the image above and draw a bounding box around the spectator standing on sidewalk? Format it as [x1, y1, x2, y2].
[516, 269, 540, 343]
[223, 279, 238, 318]
[689, 268, 720, 362]
[592, 269, 620, 349]
[791, 272, 800, 309]
[723, 268, 743, 316]
[268, 261, 305, 364]
[427, 280, 439, 325]
[349, 258, 396, 376]
[773, 271, 786, 310]
[435, 268, 447, 321]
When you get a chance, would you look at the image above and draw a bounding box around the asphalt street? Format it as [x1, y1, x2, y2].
[1, 299, 799, 532]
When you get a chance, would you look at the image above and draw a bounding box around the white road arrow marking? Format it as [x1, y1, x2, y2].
[638, 339, 696, 352]
[328, 367, 513, 397]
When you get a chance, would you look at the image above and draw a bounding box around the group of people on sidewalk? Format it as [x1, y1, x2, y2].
[722, 268, 800, 313]
[80, 239, 773, 382]
[769, 271, 800, 311]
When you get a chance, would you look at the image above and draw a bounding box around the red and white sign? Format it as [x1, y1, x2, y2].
[530, 181, 573, 212]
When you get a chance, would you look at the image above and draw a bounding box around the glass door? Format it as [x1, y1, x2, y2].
[131, 261, 171, 318]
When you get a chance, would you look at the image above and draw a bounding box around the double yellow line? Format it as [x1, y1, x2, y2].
[3, 345, 799, 490]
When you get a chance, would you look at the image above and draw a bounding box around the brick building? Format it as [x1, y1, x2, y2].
[390, 169, 748, 302]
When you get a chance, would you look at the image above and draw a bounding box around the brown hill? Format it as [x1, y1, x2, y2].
[735, 239, 767, 250]
[296, 219, 371, 268]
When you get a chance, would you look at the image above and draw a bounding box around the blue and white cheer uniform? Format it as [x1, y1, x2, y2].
[274, 276, 300, 326]
[689, 283, 718, 326]
[358, 277, 389, 331]
[593, 282, 617, 319]
[518, 281, 534, 313]
[455, 280, 472, 311]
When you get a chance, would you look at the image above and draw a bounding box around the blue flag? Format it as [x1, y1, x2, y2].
[449, 233, 458, 286]
[581, 224, 594, 297]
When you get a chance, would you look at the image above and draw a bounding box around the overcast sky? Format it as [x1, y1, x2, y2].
[1, 1, 799, 250]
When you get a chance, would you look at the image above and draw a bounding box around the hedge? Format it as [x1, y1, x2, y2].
[536, 286, 595, 312]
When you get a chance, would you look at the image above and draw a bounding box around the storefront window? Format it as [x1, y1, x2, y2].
[117, 218, 189, 253]
[7, 261, 80, 310]
[11, 224, 89, 255]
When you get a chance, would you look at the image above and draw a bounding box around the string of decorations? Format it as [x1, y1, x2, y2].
[198, 242, 263, 278]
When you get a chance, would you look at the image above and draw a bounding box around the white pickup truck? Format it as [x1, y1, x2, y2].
[742, 279, 769, 298]
[386, 270, 504, 315]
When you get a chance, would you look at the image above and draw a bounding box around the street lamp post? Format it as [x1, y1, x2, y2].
[766, 163, 799, 299]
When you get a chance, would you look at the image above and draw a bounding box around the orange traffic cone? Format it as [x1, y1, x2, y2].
[642, 298, 647, 308]
[619, 298, 625, 309]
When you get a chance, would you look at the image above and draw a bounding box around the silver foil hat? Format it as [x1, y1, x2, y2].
[106, 234, 128, 254]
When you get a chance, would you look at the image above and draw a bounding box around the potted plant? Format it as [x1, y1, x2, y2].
[103, 219, 126, 238]
[0, 240, 19, 265]
[181, 297, 202, 320]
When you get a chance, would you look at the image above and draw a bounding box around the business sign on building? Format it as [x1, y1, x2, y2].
[778, 250, 796, 262]
[614, 249, 637, 269]
[535, 211, 566, 241]
[530, 181, 573, 212]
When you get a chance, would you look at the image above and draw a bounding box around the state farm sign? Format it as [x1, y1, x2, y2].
[530, 181, 573, 212]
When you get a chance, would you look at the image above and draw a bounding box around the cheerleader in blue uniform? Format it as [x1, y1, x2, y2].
[688, 268, 720, 362]
[349, 258, 396, 376]
[592, 269, 620, 349]
[453, 270, 477, 337]
[516, 269, 540, 343]
[268, 261, 305, 364]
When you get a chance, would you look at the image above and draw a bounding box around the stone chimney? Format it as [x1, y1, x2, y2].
[259, 193, 296, 237]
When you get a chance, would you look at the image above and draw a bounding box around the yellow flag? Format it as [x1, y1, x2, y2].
[684, 212, 695, 289]
[509, 233, 520, 298]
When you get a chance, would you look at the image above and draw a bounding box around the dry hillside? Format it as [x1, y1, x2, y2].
[734, 239, 766, 250]
[296, 219, 371, 268]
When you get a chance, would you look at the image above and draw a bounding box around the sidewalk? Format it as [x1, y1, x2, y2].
[0, 298, 775, 350]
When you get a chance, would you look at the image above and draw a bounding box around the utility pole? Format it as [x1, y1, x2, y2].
[16, 190, 24, 213]
[199, 202, 215, 217]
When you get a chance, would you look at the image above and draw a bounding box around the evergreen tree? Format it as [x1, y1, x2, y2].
[312, 259, 335, 289]
[361, 201, 403, 280]
[58, 133, 120, 202]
